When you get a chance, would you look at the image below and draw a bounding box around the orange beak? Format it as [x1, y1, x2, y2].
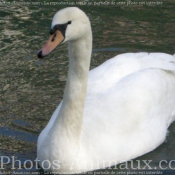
[37, 30, 64, 58]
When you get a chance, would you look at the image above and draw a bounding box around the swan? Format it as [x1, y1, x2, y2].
[37, 7, 175, 174]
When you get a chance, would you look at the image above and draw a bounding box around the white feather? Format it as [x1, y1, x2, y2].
[37, 7, 175, 174]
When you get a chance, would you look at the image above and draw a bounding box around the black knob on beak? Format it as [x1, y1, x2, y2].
[50, 28, 56, 35]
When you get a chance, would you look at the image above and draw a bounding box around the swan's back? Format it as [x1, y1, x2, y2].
[87, 52, 175, 96]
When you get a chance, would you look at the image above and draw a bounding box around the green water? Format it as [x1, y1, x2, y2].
[0, 0, 175, 174]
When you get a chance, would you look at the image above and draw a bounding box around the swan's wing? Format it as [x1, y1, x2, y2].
[140, 52, 175, 72]
[87, 52, 175, 96]
[87, 53, 141, 96]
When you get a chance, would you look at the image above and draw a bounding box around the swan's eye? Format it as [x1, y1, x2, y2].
[67, 21, 71, 25]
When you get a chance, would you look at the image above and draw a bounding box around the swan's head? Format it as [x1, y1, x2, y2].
[37, 7, 90, 58]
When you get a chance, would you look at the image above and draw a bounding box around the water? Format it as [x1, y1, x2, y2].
[0, 1, 175, 175]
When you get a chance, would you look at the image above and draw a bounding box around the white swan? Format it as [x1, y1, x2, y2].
[37, 7, 175, 174]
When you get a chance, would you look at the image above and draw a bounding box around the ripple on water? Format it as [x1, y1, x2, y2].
[0, 127, 37, 143]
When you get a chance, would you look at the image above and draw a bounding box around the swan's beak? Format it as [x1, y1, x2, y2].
[37, 30, 64, 58]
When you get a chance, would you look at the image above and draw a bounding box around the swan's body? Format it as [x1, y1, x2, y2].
[37, 7, 175, 174]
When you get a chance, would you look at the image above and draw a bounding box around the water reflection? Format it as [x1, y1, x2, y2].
[0, 1, 175, 175]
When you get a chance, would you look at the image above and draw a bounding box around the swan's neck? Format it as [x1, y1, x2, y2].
[52, 32, 92, 142]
